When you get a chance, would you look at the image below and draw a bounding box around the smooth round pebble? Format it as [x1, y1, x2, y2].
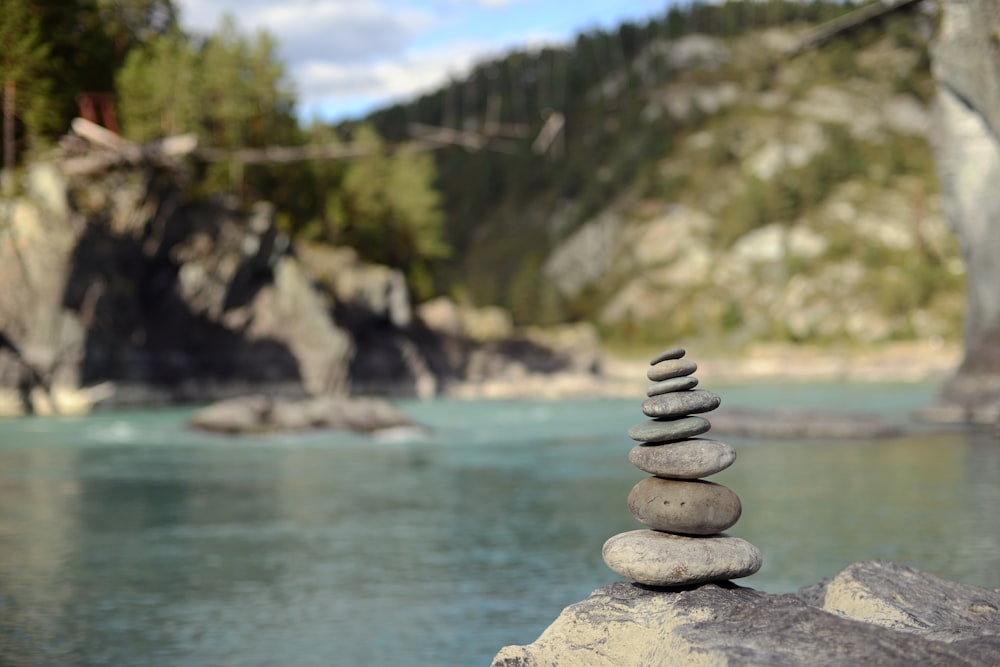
[649, 347, 685, 365]
[628, 438, 736, 479]
[642, 389, 721, 419]
[602, 530, 763, 586]
[646, 376, 698, 397]
[627, 477, 741, 535]
[647, 358, 697, 382]
[628, 416, 710, 443]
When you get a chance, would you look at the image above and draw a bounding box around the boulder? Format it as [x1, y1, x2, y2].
[188, 394, 418, 435]
[929, 0, 1000, 423]
[492, 560, 1000, 666]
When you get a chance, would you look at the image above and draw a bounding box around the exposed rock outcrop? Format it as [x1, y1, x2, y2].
[492, 560, 1000, 666]
[927, 0, 1000, 424]
[0, 141, 601, 413]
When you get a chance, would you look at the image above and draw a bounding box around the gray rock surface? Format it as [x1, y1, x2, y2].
[628, 438, 736, 479]
[649, 347, 686, 365]
[188, 394, 418, 435]
[627, 416, 711, 443]
[492, 560, 1000, 666]
[601, 530, 762, 589]
[642, 389, 721, 419]
[646, 376, 698, 397]
[647, 358, 698, 382]
[929, 0, 1000, 423]
[627, 477, 741, 535]
[0, 156, 604, 410]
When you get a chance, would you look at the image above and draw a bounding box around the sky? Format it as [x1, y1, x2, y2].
[174, 0, 670, 123]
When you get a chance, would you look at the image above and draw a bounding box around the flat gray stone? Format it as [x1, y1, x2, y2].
[493, 561, 1000, 666]
[627, 477, 742, 535]
[649, 347, 685, 365]
[628, 438, 736, 478]
[646, 376, 698, 397]
[628, 416, 710, 443]
[642, 389, 721, 419]
[647, 358, 697, 382]
[602, 530, 762, 587]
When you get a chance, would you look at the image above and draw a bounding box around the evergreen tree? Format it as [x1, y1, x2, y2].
[116, 30, 199, 141]
[97, 0, 179, 57]
[326, 125, 449, 297]
[0, 0, 49, 192]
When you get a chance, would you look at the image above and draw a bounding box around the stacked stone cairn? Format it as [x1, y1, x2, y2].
[602, 347, 763, 587]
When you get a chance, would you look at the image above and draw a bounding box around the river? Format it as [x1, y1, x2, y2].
[0, 382, 997, 666]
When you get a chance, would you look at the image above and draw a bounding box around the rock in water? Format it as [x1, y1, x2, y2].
[603, 346, 761, 587]
[628, 438, 736, 478]
[602, 530, 762, 586]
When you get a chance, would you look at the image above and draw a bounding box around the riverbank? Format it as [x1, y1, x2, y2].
[448, 340, 962, 400]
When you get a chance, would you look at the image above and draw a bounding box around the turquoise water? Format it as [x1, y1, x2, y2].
[0, 383, 998, 666]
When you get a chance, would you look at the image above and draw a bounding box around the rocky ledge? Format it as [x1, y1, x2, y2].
[492, 560, 1000, 666]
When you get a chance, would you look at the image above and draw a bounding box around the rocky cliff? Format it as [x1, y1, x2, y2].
[0, 144, 600, 414]
[492, 560, 1000, 666]
[927, 0, 1000, 423]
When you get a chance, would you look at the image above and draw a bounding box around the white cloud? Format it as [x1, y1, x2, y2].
[295, 39, 492, 113]
[174, 0, 655, 121]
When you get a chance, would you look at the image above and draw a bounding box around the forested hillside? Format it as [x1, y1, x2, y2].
[368, 0, 961, 347]
[2, 0, 961, 350]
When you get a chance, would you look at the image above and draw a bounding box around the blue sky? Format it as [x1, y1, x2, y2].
[176, 0, 671, 122]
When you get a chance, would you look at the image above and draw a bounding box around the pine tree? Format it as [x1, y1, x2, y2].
[0, 0, 49, 193]
[116, 30, 199, 141]
[326, 125, 449, 297]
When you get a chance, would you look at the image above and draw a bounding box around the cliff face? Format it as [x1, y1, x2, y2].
[0, 161, 354, 408]
[929, 0, 1000, 422]
[0, 153, 599, 413]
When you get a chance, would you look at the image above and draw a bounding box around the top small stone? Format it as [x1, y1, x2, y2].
[649, 347, 685, 365]
[647, 358, 697, 382]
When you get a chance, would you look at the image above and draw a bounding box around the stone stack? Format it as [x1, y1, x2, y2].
[602, 347, 762, 587]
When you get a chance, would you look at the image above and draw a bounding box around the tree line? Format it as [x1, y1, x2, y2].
[2, 0, 882, 306]
[0, 0, 447, 297]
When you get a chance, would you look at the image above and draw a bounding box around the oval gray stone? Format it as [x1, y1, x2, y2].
[646, 376, 698, 397]
[642, 389, 721, 419]
[628, 416, 710, 443]
[628, 438, 736, 478]
[627, 477, 742, 535]
[649, 347, 685, 365]
[602, 529, 763, 586]
[647, 358, 697, 382]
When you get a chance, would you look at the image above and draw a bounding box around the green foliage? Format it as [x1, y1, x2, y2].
[322, 125, 450, 298]
[364, 0, 873, 315]
[116, 30, 199, 141]
[714, 123, 869, 246]
[117, 13, 295, 148]
[0, 0, 53, 164]
[0, 0, 49, 83]
[97, 0, 178, 56]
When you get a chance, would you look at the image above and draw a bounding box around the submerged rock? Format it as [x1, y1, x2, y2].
[188, 394, 418, 435]
[492, 561, 1000, 666]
